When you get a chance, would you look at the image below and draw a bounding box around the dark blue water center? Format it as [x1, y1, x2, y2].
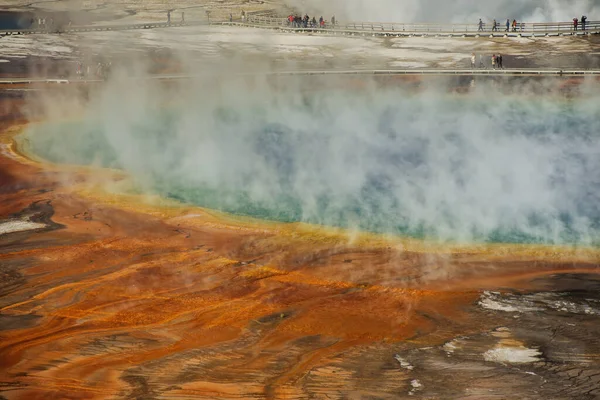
[22, 92, 600, 245]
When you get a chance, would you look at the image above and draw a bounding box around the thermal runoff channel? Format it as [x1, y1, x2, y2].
[23, 80, 600, 245]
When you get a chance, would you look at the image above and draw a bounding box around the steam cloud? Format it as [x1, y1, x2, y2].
[22, 71, 600, 245]
[284, 0, 600, 23]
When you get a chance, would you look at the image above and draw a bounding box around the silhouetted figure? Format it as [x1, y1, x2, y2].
[492, 19, 497, 31]
[331, 15, 335, 26]
[581, 16, 587, 31]
[497, 54, 503, 69]
[312, 16, 317, 27]
[478, 18, 483, 31]
[505, 19, 510, 31]
[167, 10, 171, 24]
[573, 17, 578, 31]
[512, 19, 517, 31]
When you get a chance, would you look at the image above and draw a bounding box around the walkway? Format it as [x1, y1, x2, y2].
[242, 16, 600, 38]
[0, 20, 202, 36]
[1, 69, 599, 85]
[0, 15, 598, 38]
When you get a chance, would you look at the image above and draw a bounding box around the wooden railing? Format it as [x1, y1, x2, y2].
[1, 15, 597, 37]
[0, 20, 205, 35]
[245, 15, 600, 35]
[2, 69, 600, 86]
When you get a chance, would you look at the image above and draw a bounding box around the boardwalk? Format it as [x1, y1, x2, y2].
[1, 69, 599, 86]
[243, 16, 600, 38]
[0, 20, 202, 36]
[0, 15, 598, 38]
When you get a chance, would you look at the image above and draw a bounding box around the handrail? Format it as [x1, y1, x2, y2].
[0, 20, 206, 34]
[1, 16, 597, 36]
[1, 69, 600, 86]
[246, 15, 600, 34]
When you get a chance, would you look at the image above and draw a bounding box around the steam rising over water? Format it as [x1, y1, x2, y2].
[23, 81, 600, 245]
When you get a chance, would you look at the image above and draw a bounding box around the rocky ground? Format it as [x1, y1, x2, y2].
[0, 0, 599, 75]
[0, 25, 599, 80]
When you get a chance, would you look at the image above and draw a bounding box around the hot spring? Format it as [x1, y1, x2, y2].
[21, 79, 600, 245]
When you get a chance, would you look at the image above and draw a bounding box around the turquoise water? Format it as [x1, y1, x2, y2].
[22, 89, 600, 245]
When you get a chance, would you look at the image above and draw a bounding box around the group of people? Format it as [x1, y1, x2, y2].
[287, 14, 335, 29]
[31, 17, 52, 29]
[29, 16, 67, 30]
[75, 60, 112, 80]
[479, 15, 591, 33]
[471, 53, 504, 69]
[478, 18, 522, 32]
[573, 16, 588, 30]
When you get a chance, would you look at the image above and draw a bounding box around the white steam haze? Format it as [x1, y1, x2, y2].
[21, 64, 600, 245]
[285, 0, 600, 22]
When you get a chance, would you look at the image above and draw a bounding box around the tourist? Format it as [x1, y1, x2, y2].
[497, 54, 503, 69]
[479, 53, 484, 68]
[331, 15, 336, 27]
[491, 54, 496, 69]
[573, 17, 578, 31]
[320, 16, 325, 28]
[312, 16, 317, 28]
[492, 19, 497, 31]
[581, 15, 587, 30]
[105, 62, 112, 79]
[478, 18, 483, 31]
[471, 53, 476, 69]
[167, 10, 171, 24]
[505, 19, 510, 32]
[512, 19, 517, 32]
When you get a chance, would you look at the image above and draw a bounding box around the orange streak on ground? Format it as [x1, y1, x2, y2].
[0, 117, 599, 399]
